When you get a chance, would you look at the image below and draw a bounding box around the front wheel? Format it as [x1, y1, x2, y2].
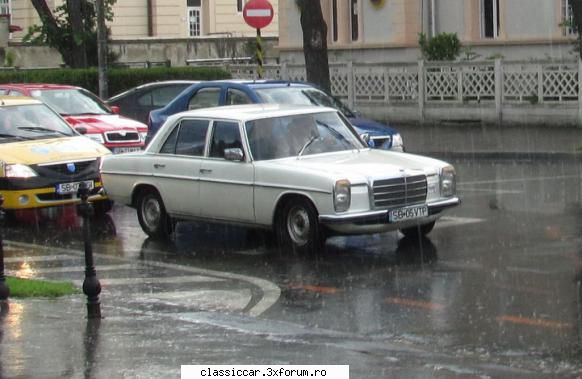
[400, 221, 436, 238]
[276, 197, 324, 254]
[136, 190, 173, 240]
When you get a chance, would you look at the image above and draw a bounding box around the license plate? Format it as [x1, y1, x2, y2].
[55, 180, 94, 195]
[112, 146, 142, 154]
[389, 204, 428, 222]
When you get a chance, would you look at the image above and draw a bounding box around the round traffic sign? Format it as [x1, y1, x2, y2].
[243, 0, 274, 29]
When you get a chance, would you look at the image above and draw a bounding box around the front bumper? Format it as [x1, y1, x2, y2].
[319, 197, 460, 234]
[1, 181, 107, 210]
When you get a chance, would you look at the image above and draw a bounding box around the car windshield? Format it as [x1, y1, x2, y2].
[245, 111, 364, 161]
[0, 103, 75, 141]
[31, 88, 112, 116]
[254, 87, 355, 117]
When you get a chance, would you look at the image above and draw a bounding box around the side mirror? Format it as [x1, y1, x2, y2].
[224, 148, 244, 162]
[76, 126, 88, 135]
[360, 133, 375, 147]
[110, 105, 121, 114]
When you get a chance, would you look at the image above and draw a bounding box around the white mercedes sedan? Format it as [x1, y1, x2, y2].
[100, 104, 460, 253]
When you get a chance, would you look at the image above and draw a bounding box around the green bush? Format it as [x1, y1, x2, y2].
[0, 66, 232, 97]
[418, 32, 461, 61]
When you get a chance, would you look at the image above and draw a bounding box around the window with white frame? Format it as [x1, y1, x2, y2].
[481, 0, 500, 38]
[187, 0, 202, 37]
[0, 0, 10, 16]
[563, 0, 576, 36]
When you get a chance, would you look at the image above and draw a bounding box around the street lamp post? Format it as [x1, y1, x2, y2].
[77, 183, 101, 319]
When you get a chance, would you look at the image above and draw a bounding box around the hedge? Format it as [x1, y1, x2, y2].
[0, 66, 232, 98]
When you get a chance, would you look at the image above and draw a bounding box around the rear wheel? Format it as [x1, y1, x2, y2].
[136, 190, 173, 240]
[400, 221, 436, 238]
[276, 197, 324, 254]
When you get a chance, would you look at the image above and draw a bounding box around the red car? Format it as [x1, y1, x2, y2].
[0, 83, 147, 153]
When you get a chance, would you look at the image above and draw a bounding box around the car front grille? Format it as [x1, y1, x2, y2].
[372, 174, 427, 209]
[104, 131, 140, 143]
[35, 159, 99, 179]
[370, 135, 392, 149]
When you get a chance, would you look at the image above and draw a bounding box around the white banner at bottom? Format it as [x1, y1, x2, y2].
[181, 365, 349, 379]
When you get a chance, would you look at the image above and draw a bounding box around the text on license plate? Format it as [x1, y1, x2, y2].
[112, 147, 142, 154]
[55, 180, 94, 195]
[389, 205, 428, 222]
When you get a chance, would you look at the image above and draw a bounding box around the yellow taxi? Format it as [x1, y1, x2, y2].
[0, 96, 112, 215]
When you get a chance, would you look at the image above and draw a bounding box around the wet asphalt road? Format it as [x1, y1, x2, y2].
[4, 154, 582, 377]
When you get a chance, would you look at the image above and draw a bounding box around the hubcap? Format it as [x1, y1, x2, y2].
[286, 206, 310, 246]
[142, 196, 161, 230]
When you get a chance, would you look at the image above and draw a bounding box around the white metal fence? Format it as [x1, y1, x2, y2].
[228, 59, 582, 125]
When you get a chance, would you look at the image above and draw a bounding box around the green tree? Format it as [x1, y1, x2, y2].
[418, 32, 462, 61]
[295, 0, 331, 94]
[26, 0, 116, 68]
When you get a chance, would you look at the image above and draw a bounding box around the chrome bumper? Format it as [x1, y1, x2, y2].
[318, 197, 461, 227]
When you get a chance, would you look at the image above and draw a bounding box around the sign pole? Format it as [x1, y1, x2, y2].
[256, 28, 263, 79]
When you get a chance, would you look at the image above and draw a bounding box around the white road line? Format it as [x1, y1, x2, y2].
[437, 216, 485, 228]
[5, 254, 77, 263]
[71, 275, 225, 287]
[7, 264, 137, 275]
[6, 240, 281, 318]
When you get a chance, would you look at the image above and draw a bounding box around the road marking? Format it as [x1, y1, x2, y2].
[141, 289, 253, 312]
[437, 216, 485, 228]
[5, 254, 77, 263]
[71, 275, 225, 287]
[496, 315, 573, 330]
[7, 264, 137, 275]
[5, 240, 281, 318]
[384, 297, 446, 311]
[288, 284, 340, 295]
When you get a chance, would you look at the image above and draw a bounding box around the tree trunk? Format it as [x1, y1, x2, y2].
[67, 0, 88, 68]
[29, 0, 73, 67]
[296, 0, 331, 95]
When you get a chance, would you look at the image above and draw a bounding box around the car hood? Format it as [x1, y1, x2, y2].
[64, 114, 147, 133]
[262, 149, 445, 184]
[348, 117, 398, 136]
[0, 136, 111, 165]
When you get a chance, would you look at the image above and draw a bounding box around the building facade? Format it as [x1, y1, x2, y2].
[9, 0, 278, 41]
[278, 0, 577, 63]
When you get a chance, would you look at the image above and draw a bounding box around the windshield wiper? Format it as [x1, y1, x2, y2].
[297, 135, 318, 157]
[0, 133, 28, 140]
[18, 126, 68, 136]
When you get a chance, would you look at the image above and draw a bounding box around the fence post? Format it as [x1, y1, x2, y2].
[457, 66, 463, 102]
[495, 59, 503, 126]
[537, 63, 544, 104]
[418, 60, 425, 123]
[281, 61, 288, 81]
[578, 59, 582, 127]
[347, 61, 354, 110]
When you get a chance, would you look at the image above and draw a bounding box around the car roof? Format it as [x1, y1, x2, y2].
[0, 83, 79, 91]
[107, 80, 200, 100]
[187, 79, 314, 89]
[0, 95, 43, 106]
[170, 103, 336, 123]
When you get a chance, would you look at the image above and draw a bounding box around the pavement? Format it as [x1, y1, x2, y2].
[2, 122, 582, 378]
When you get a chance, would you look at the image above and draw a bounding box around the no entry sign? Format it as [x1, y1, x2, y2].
[243, 0, 274, 29]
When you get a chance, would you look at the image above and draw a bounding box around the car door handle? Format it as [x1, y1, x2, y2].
[199, 168, 212, 174]
[153, 164, 166, 169]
